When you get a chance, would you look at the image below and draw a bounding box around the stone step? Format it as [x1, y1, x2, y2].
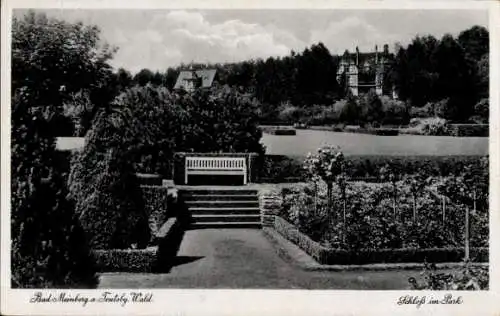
[191, 214, 261, 223]
[180, 189, 257, 196]
[186, 200, 259, 208]
[181, 194, 258, 201]
[188, 222, 262, 229]
[188, 207, 261, 215]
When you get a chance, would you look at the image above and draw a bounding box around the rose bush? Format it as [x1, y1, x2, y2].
[280, 175, 488, 251]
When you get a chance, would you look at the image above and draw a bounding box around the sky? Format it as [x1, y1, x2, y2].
[17, 9, 488, 73]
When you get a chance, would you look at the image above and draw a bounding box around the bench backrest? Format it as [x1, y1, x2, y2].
[186, 157, 246, 170]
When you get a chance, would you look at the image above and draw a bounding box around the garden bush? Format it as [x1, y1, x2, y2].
[409, 262, 489, 290]
[404, 117, 450, 135]
[12, 168, 99, 288]
[69, 109, 150, 250]
[471, 98, 488, 124]
[255, 155, 306, 182]
[107, 85, 264, 178]
[448, 124, 489, 137]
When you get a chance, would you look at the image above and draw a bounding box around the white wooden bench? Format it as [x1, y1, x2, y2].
[185, 156, 247, 184]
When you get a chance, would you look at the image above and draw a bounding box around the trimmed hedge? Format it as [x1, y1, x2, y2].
[449, 124, 489, 137]
[273, 216, 488, 265]
[92, 217, 187, 272]
[262, 127, 297, 135]
[255, 155, 306, 183]
[344, 155, 487, 179]
[344, 126, 399, 136]
[141, 185, 170, 240]
[137, 173, 163, 186]
[255, 154, 487, 183]
[93, 248, 158, 272]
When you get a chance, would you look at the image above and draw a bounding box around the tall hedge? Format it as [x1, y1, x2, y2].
[69, 109, 150, 249]
[12, 168, 98, 288]
[113, 85, 265, 177]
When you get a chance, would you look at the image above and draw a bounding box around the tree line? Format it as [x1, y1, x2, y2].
[114, 25, 488, 125]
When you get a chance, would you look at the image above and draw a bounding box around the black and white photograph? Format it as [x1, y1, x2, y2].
[1, 0, 499, 315]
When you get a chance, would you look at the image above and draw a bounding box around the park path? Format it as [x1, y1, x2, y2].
[99, 229, 426, 289]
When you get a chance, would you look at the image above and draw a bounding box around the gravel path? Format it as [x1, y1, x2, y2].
[98, 229, 431, 289]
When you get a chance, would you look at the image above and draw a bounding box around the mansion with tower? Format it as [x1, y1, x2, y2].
[336, 44, 397, 98]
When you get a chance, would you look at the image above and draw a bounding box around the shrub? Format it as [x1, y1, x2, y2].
[303, 146, 345, 209]
[360, 90, 384, 124]
[380, 96, 409, 125]
[255, 155, 306, 182]
[472, 98, 488, 123]
[410, 104, 434, 118]
[448, 124, 489, 137]
[409, 262, 489, 290]
[12, 168, 99, 288]
[109, 85, 264, 178]
[277, 103, 305, 123]
[111, 85, 179, 176]
[422, 117, 449, 135]
[69, 109, 150, 250]
[176, 87, 265, 155]
[340, 95, 362, 124]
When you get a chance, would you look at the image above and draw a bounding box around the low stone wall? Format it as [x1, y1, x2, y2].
[140, 185, 170, 240]
[258, 189, 283, 227]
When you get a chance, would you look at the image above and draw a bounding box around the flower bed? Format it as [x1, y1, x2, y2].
[271, 216, 488, 265]
[279, 179, 488, 250]
[268, 145, 488, 266]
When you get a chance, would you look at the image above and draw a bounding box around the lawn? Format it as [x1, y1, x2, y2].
[261, 129, 488, 156]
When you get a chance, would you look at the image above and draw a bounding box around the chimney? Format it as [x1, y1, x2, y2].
[375, 45, 378, 64]
[356, 46, 359, 65]
[384, 44, 389, 55]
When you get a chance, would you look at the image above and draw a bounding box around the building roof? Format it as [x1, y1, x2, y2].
[174, 69, 217, 90]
